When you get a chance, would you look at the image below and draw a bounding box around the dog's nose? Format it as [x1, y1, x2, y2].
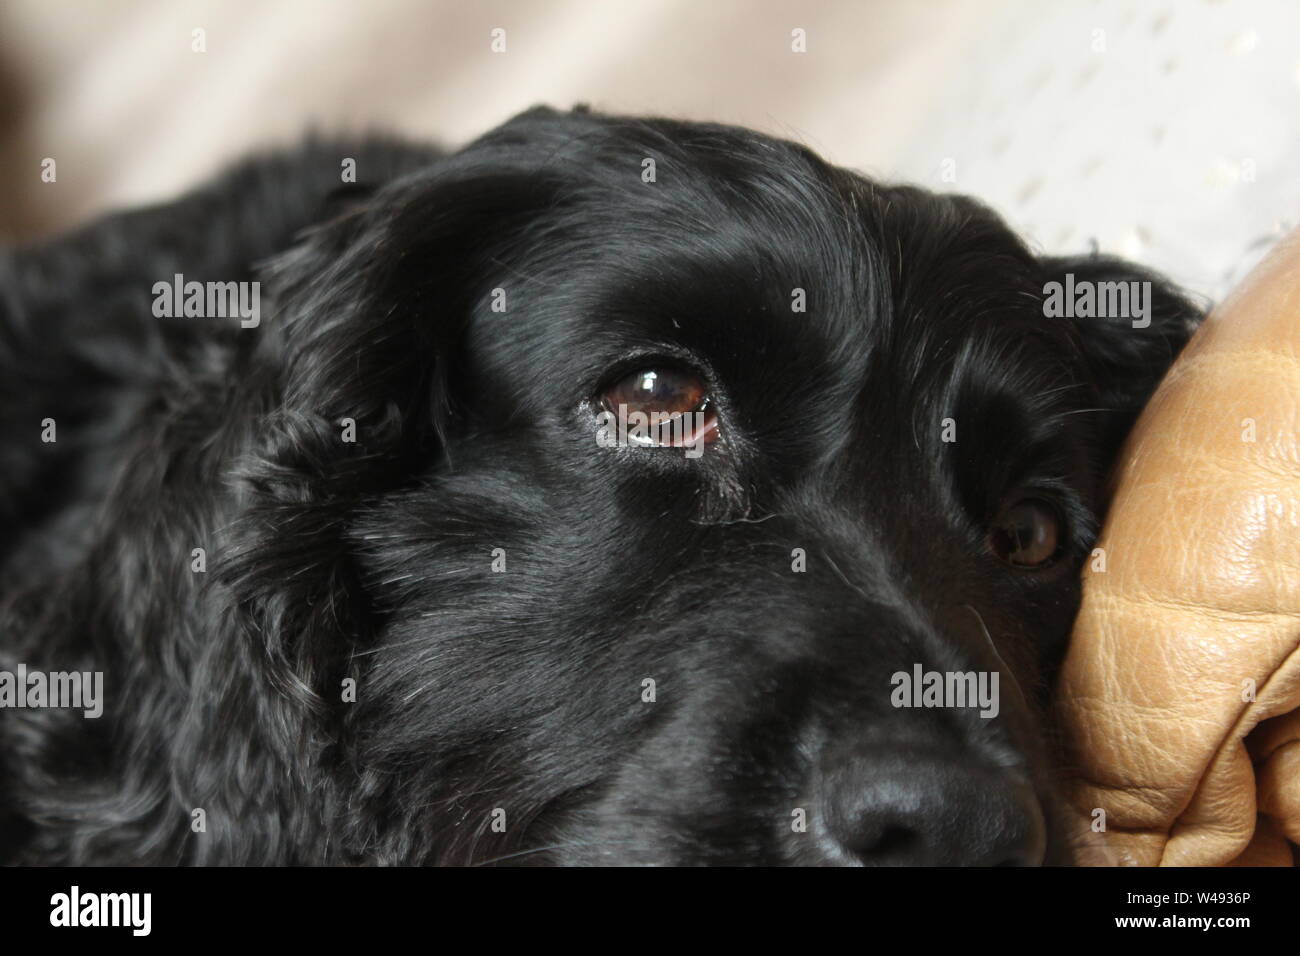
[817, 746, 1046, 866]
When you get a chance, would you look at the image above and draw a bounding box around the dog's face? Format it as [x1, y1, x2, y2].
[219, 108, 1200, 865]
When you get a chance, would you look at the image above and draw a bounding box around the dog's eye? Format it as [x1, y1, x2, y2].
[989, 499, 1061, 567]
[600, 367, 718, 447]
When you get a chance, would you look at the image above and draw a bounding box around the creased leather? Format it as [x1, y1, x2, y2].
[1058, 229, 1300, 867]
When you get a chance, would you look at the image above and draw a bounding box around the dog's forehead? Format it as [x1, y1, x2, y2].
[461, 148, 1054, 423]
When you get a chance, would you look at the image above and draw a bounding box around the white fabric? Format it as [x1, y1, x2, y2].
[894, 0, 1300, 302]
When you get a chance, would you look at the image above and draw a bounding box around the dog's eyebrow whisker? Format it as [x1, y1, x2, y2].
[1037, 381, 1089, 398]
[483, 255, 552, 290]
[1052, 406, 1108, 418]
[425, 786, 509, 812]
[822, 552, 875, 607]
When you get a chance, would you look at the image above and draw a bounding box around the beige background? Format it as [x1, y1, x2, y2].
[1, 0, 1296, 304]
[0, 0, 985, 238]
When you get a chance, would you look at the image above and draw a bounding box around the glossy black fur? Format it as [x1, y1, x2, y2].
[0, 106, 1201, 864]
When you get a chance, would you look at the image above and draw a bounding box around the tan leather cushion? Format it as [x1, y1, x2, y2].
[1058, 229, 1300, 866]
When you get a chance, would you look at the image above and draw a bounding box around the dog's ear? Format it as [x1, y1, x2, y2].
[224, 112, 589, 706]
[257, 109, 593, 481]
[1039, 254, 1205, 463]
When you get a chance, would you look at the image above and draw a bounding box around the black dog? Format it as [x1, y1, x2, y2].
[0, 106, 1199, 865]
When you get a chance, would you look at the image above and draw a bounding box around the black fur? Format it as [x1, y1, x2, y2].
[0, 106, 1201, 864]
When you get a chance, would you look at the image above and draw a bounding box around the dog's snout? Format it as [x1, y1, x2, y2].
[816, 746, 1046, 866]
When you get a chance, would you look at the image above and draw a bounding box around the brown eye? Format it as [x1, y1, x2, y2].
[600, 367, 718, 447]
[989, 499, 1062, 567]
